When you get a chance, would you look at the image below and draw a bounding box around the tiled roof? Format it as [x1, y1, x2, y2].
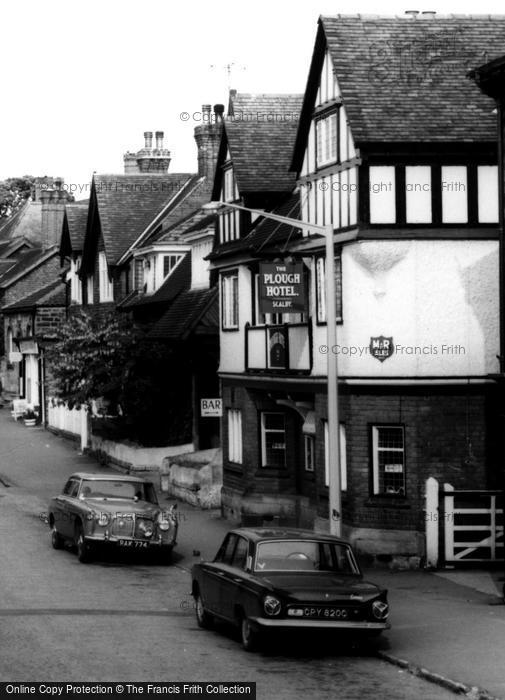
[148, 286, 218, 340]
[0, 237, 33, 258]
[210, 194, 302, 261]
[319, 14, 505, 143]
[65, 202, 89, 251]
[125, 252, 191, 308]
[93, 173, 194, 264]
[143, 177, 213, 246]
[158, 208, 217, 242]
[0, 200, 42, 244]
[228, 93, 303, 121]
[222, 119, 300, 194]
[0, 247, 56, 288]
[2, 279, 66, 312]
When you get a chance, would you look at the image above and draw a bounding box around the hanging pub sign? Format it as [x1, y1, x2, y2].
[258, 262, 306, 314]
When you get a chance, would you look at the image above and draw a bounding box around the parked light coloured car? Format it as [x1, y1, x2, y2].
[48, 472, 178, 563]
[192, 528, 390, 651]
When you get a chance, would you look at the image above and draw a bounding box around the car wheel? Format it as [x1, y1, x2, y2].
[75, 523, 92, 563]
[195, 592, 213, 629]
[51, 525, 64, 550]
[240, 616, 260, 652]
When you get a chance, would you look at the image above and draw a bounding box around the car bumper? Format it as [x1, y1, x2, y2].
[249, 618, 390, 631]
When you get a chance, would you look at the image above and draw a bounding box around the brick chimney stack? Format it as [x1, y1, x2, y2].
[39, 179, 71, 250]
[194, 104, 223, 184]
[123, 131, 171, 173]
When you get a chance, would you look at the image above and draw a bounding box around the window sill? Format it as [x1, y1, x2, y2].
[224, 462, 243, 474]
[365, 498, 410, 509]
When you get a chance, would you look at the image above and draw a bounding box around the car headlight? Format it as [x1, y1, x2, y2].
[263, 595, 282, 616]
[138, 520, 154, 538]
[96, 512, 110, 527]
[372, 600, 389, 620]
[157, 513, 172, 531]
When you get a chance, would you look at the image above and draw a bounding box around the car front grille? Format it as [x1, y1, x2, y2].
[134, 517, 155, 540]
[110, 514, 135, 538]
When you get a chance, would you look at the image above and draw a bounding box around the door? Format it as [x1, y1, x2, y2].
[217, 535, 250, 621]
[199, 534, 238, 617]
[55, 478, 81, 538]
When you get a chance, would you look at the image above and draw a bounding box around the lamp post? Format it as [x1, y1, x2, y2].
[212, 201, 342, 536]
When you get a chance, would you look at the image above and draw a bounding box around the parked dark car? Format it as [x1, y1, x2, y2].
[191, 528, 390, 651]
[48, 472, 178, 563]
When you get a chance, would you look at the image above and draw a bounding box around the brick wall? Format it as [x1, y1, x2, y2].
[221, 380, 496, 534]
[36, 307, 66, 336]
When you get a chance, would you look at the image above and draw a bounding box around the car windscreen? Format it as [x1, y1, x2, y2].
[255, 540, 359, 574]
[79, 480, 158, 503]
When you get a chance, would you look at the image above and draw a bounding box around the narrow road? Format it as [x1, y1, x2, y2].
[0, 411, 456, 699]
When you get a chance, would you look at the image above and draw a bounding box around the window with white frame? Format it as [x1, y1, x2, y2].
[98, 252, 113, 302]
[372, 425, 405, 496]
[221, 271, 239, 329]
[227, 409, 243, 464]
[316, 113, 338, 168]
[163, 254, 183, 279]
[7, 327, 13, 354]
[261, 412, 286, 468]
[304, 434, 315, 472]
[324, 421, 347, 490]
[70, 256, 82, 304]
[86, 274, 94, 304]
[223, 167, 237, 202]
[316, 255, 343, 323]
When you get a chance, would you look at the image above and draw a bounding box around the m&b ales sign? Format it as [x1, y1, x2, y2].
[258, 262, 306, 314]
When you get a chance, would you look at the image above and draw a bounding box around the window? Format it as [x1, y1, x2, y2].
[163, 254, 183, 278]
[316, 255, 343, 323]
[223, 167, 237, 202]
[405, 166, 432, 224]
[261, 412, 286, 468]
[98, 252, 113, 302]
[304, 435, 315, 472]
[372, 425, 405, 496]
[369, 166, 396, 224]
[324, 422, 347, 490]
[86, 274, 94, 304]
[227, 409, 243, 464]
[316, 113, 338, 167]
[63, 479, 80, 498]
[7, 327, 13, 354]
[232, 536, 249, 570]
[441, 166, 468, 224]
[217, 534, 237, 564]
[478, 166, 499, 223]
[221, 272, 239, 329]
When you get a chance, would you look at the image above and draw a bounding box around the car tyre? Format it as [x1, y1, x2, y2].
[51, 525, 64, 550]
[75, 523, 92, 563]
[240, 616, 261, 652]
[195, 592, 213, 629]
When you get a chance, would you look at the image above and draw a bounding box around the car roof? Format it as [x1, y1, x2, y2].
[228, 527, 351, 546]
[67, 472, 151, 484]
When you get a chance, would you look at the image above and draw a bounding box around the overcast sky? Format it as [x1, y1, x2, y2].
[1, 0, 504, 199]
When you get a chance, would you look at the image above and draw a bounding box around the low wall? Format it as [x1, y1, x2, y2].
[161, 448, 222, 509]
[90, 434, 193, 488]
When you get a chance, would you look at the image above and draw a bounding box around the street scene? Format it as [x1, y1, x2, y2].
[1, 0, 505, 698]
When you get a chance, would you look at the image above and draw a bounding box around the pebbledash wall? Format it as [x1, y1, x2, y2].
[219, 236, 500, 559]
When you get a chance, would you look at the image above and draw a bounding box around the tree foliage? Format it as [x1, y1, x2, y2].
[0, 176, 74, 220]
[46, 310, 192, 446]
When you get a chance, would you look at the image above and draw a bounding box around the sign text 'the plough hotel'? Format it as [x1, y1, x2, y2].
[258, 263, 306, 314]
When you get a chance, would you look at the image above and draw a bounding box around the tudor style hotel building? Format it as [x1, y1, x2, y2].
[211, 16, 505, 560]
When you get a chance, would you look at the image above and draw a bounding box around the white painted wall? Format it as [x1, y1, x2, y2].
[219, 266, 253, 373]
[311, 239, 499, 378]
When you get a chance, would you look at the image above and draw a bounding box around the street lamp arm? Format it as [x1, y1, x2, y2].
[211, 200, 327, 236]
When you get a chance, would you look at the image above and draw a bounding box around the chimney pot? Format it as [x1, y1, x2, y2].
[214, 104, 225, 121]
[155, 131, 164, 149]
[420, 10, 436, 18]
[144, 131, 153, 148]
[404, 10, 420, 17]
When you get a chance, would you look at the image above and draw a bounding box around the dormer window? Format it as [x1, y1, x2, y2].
[98, 251, 114, 302]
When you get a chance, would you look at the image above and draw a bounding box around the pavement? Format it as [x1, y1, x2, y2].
[2, 405, 505, 699]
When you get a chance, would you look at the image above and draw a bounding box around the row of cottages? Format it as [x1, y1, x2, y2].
[56, 114, 223, 450]
[0, 181, 70, 416]
[210, 14, 505, 561]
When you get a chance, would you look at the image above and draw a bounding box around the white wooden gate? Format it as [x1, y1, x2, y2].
[443, 484, 503, 564]
[425, 478, 504, 567]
